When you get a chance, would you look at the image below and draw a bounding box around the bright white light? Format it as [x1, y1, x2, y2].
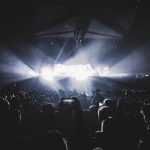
[41, 74, 54, 81]
[71, 64, 91, 81]
[40, 64, 94, 81]
[103, 66, 109, 75]
[40, 66, 54, 81]
[39, 64, 110, 81]
[28, 70, 39, 77]
[74, 73, 89, 81]
[145, 74, 149, 77]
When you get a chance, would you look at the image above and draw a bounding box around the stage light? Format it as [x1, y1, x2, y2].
[71, 64, 92, 81]
[38, 64, 112, 83]
[41, 73, 54, 81]
[40, 67, 54, 81]
[74, 73, 89, 81]
[103, 66, 109, 74]
[28, 70, 39, 77]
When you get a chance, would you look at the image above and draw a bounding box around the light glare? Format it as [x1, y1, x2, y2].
[40, 66, 54, 81]
[39, 64, 109, 81]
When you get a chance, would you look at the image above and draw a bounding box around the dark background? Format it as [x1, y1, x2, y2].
[0, 0, 150, 73]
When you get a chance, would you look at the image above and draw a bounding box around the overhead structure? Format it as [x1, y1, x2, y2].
[36, 17, 123, 43]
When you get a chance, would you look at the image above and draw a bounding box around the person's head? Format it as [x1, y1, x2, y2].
[98, 106, 113, 122]
[96, 89, 101, 94]
[117, 98, 131, 116]
[71, 97, 81, 110]
[34, 130, 68, 150]
[101, 117, 115, 133]
[0, 98, 10, 113]
[89, 105, 98, 114]
[41, 103, 55, 116]
[103, 99, 116, 113]
[93, 148, 103, 150]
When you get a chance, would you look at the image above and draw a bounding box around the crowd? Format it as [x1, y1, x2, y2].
[0, 84, 150, 150]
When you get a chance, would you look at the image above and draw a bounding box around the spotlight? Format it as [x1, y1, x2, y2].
[39, 66, 54, 81]
[40, 73, 54, 81]
[71, 64, 92, 81]
[103, 66, 109, 74]
[74, 73, 89, 81]
[31, 71, 39, 77]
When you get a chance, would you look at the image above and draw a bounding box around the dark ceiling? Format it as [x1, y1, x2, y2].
[0, 0, 150, 87]
[0, 0, 149, 40]
[0, 0, 149, 72]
